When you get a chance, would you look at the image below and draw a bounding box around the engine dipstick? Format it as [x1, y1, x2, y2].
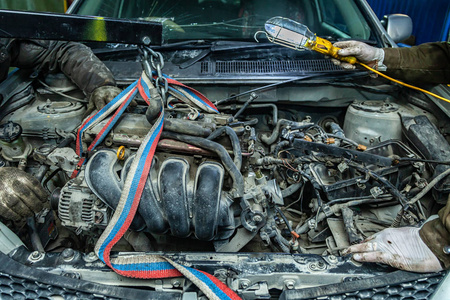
[117, 145, 126, 160]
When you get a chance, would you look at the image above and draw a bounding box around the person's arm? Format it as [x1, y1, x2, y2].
[9, 39, 121, 111]
[420, 200, 450, 269]
[383, 42, 450, 85]
[333, 41, 450, 85]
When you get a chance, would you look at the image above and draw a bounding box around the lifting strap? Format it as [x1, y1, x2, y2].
[72, 72, 240, 300]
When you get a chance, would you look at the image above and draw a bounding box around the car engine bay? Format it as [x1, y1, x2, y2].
[0, 57, 449, 298]
[1, 64, 449, 258]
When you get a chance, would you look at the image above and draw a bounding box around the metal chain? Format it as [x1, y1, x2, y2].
[139, 46, 169, 103]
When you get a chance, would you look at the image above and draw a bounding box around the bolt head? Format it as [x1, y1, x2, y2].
[252, 215, 263, 223]
[29, 251, 43, 261]
[142, 36, 151, 45]
[84, 252, 98, 262]
[328, 255, 338, 263]
[284, 280, 295, 289]
[172, 280, 181, 288]
[61, 248, 75, 260]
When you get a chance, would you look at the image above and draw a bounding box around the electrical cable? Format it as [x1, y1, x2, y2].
[43, 168, 62, 193]
[359, 63, 450, 105]
[38, 79, 87, 103]
[407, 168, 450, 205]
[259, 18, 450, 105]
[275, 206, 299, 240]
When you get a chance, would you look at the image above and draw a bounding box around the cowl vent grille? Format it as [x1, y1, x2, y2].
[201, 60, 345, 74]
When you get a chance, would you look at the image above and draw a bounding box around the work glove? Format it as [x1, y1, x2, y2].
[343, 227, 443, 273]
[0, 167, 49, 223]
[85, 86, 133, 117]
[331, 41, 385, 70]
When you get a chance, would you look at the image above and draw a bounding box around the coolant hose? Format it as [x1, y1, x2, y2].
[207, 126, 242, 170]
[161, 131, 245, 197]
[164, 118, 213, 137]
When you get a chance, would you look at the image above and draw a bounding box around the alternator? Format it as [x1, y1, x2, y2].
[58, 180, 108, 234]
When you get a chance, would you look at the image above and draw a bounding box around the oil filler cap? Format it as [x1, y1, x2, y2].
[0, 121, 22, 143]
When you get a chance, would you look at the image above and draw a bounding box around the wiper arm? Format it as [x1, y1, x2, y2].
[179, 48, 211, 69]
[210, 40, 283, 51]
[91, 40, 211, 54]
[154, 39, 211, 50]
[215, 72, 363, 106]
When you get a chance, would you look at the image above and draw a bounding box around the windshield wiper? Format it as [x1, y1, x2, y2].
[155, 39, 211, 50]
[91, 40, 281, 67]
[215, 71, 367, 106]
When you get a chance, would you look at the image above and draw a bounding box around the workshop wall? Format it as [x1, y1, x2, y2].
[367, 0, 450, 44]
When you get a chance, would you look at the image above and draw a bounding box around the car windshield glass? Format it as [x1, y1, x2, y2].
[74, 0, 374, 43]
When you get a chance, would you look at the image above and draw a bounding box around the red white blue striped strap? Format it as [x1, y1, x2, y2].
[75, 80, 139, 157]
[155, 73, 219, 113]
[75, 72, 240, 299]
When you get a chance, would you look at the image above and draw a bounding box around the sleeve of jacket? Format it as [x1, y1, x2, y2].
[10, 39, 116, 96]
[383, 42, 450, 85]
[419, 197, 450, 269]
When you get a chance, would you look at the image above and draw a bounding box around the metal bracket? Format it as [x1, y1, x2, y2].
[0, 10, 163, 45]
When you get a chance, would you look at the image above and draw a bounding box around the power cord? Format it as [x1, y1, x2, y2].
[359, 63, 450, 104]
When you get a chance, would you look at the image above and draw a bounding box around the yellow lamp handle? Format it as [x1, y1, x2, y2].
[311, 37, 357, 64]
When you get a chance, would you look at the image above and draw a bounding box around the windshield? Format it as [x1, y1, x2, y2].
[74, 0, 374, 43]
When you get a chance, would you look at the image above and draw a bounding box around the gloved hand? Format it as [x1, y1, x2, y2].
[331, 41, 385, 70]
[0, 167, 49, 223]
[343, 227, 443, 273]
[85, 86, 130, 117]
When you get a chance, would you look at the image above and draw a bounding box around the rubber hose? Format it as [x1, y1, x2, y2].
[295, 197, 393, 235]
[161, 131, 244, 197]
[281, 182, 303, 198]
[408, 168, 450, 205]
[272, 140, 289, 156]
[220, 104, 277, 125]
[207, 126, 242, 170]
[145, 89, 163, 123]
[261, 119, 313, 145]
[274, 233, 291, 253]
[164, 118, 213, 137]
